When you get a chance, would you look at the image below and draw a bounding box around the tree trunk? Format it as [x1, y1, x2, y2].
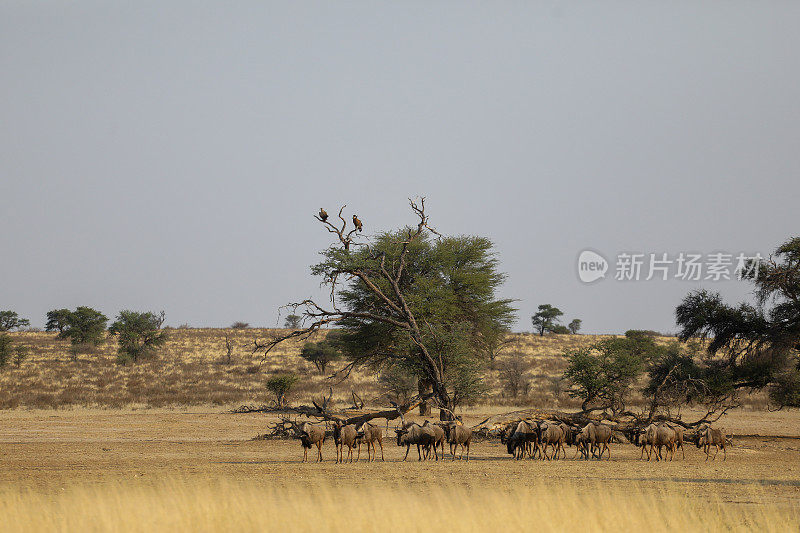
[418, 378, 432, 416]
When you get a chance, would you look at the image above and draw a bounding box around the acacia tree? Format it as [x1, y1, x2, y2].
[300, 338, 341, 374]
[109, 310, 168, 364]
[642, 341, 731, 422]
[284, 314, 302, 329]
[49, 307, 108, 348]
[45, 309, 72, 334]
[0, 311, 30, 332]
[531, 304, 563, 336]
[255, 199, 515, 414]
[563, 331, 656, 413]
[674, 237, 800, 409]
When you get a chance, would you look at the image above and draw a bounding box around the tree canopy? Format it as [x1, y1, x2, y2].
[284, 314, 301, 329]
[300, 338, 342, 374]
[531, 304, 563, 336]
[0, 311, 30, 332]
[45, 309, 72, 334]
[109, 310, 168, 364]
[257, 199, 515, 413]
[48, 307, 108, 347]
[675, 236, 800, 408]
[563, 331, 658, 413]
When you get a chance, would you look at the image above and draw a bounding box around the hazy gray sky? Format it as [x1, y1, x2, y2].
[2, 2, 798, 333]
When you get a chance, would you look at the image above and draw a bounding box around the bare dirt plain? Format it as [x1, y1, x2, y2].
[2, 407, 799, 508]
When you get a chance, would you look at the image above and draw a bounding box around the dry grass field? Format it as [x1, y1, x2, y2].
[1, 329, 798, 531]
[0, 408, 799, 531]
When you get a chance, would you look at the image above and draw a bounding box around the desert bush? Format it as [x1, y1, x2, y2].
[498, 357, 530, 399]
[0, 335, 12, 367]
[0, 336, 28, 369]
[13, 344, 29, 367]
[266, 373, 299, 407]
[625, 329, 662, 338]
[231, 322, 249, 329]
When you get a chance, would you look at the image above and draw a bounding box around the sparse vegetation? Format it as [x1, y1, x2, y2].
[498, 357, 530, 399]
[0, 335, 13, 368]
[231, 321, 249, 329]
[221, 334, 234, 365]
[0, 328, 769, 410]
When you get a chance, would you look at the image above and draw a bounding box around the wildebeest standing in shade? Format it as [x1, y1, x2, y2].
[667, 423, 686, 460]
[538, 421, 565, 460]
[448, 424, 472, 461]
[650, 424, 677, 461]
[505, 420, 539, 460]
[422, 421, 446, 460]
[636, 425, 655, 461]
[359, 422, 385, 462]
[395, 422, 436, 461]
[573, 431, 590, 460]
[696, 425, 727, 461]
[299, 422, 326, 463]
[333, 422, 360, 463]
[580, 422, 612, 460]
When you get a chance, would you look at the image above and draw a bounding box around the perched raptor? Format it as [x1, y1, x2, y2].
[352, 214, 363, 232]
[319, 208, 328, 222]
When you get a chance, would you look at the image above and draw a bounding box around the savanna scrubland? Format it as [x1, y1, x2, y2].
[0, 328, 636, 410]
[1, 329, 799, 532]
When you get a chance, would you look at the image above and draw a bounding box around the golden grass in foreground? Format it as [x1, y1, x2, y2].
[1, 478, 796, 533]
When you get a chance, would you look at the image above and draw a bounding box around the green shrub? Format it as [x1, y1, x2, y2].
[266, 373, 299, 407]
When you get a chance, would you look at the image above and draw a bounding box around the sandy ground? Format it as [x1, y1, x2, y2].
[1, 407, 799, 509]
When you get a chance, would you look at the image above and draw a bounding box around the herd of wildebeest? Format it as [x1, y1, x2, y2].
[295, 418, 729, 463]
